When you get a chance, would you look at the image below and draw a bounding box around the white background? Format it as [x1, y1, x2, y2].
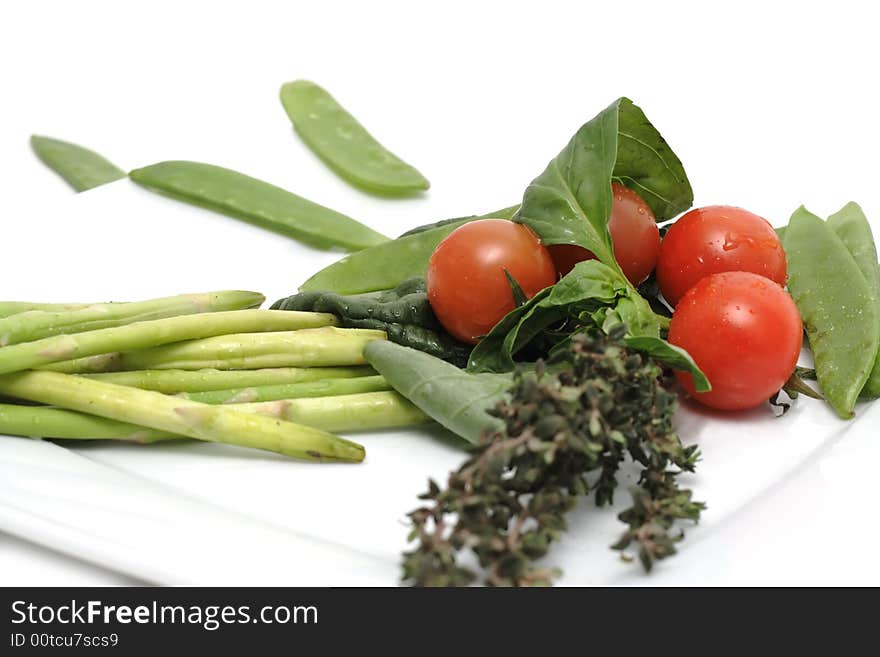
[1, 0, 878, 585]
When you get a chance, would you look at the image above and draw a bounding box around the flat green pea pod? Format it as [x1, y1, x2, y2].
[827, 202, 880, 398]
[31, 135, 126, 192]
[272, 278, 471, 366]
[129, 161, 389, 251]
[280, 80, 429, 195]
[300, 205, 520, 294]
[783, 206, 880, 417]
[398, 215, 479, 238]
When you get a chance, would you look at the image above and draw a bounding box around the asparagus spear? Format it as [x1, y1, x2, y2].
[0, 290, 265, 347]
[179, 375, 390, 404]
[81, 366, 375, 393]
[0, 301, 91, 319]
[0, 403, 164, 442]
[0, 371, 364, 462]
[0, 310, 339, 375]
[235, 391, 430, 433]
[0, 390, 428, 442]
[44, 327, 386, 373]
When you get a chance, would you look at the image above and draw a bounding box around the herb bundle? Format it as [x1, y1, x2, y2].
[402, 326, 704, 586]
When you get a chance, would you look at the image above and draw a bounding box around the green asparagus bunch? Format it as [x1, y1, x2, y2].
[0, 370, 364, 461]
[0, 290, 430, 461]
[0, 391, 427, 442]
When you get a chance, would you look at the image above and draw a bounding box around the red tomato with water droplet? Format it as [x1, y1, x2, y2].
[547, 183, 660, 285]
[427, 219, 557, 344]
[668, 271, 802, 411]
[656, 205, 786, 306]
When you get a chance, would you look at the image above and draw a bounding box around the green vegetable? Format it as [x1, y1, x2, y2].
[82, 366, 375, 393]
[364, 340, 509, 444]
[397, 206, 521, 238]
[45, 327, 385, 373]
[827, 202, 880, 398]
[402, 329, 702, 587]
[515, 97, 693, 273]
[232, 391, 429, 433]
[272, 277, 470, 365]
[466, 260, 708, 390]
[280, 80, 429, 195]
[30, 135, 126, 192]
[299, 205, 521, 294]
[129, 161, 389, 251]
[0, 403, 165, 442]
[398, 215, 484, 238]
[783, 206, 880, 418]
[623, 335, 712, 392]
[179, 375, 390, 404]
[468, 260, 651, 372]
[621, 336, 710, 392]
[0, 290, 264, 347]
[0, 371, 365, 462]
[0, 301, 91, 319]
[0, 391, 426, 442]
[0, 310, 337, 375]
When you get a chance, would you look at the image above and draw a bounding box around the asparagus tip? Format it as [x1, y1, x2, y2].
[314, 439, 366, 464]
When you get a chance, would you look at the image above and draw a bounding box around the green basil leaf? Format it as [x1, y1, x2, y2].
[547, 261, 626, 304]
[516, 97, 693, 271]
[364, 340, 510, 444]
[612, 98, 693, 223]
[467, 288, 556, 373]
[623, 335, 711, 392]
[468, 260, 661, 373]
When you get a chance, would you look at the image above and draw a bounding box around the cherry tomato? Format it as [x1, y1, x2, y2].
[427, 219, 556, 344]
[657, 205, 786, 306]
[547, 182, 660, 285]
[668, 271, 803, 411]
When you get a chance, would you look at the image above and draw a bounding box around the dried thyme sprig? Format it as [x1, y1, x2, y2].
[402, 326, 704, 586]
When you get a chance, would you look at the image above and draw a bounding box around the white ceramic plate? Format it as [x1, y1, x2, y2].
[0, 181, 877, 585]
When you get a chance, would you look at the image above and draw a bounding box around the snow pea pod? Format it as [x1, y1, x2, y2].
[299, 204, 520, 294]
[783, 206, 880, 417]
[280, 80, 429, 195]
[129, 161, 389, 251]
[827, 202, 880, 398]
[30, 135, 126, 192]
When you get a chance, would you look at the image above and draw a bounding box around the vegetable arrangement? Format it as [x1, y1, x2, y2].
[22, 80, 880, 586]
